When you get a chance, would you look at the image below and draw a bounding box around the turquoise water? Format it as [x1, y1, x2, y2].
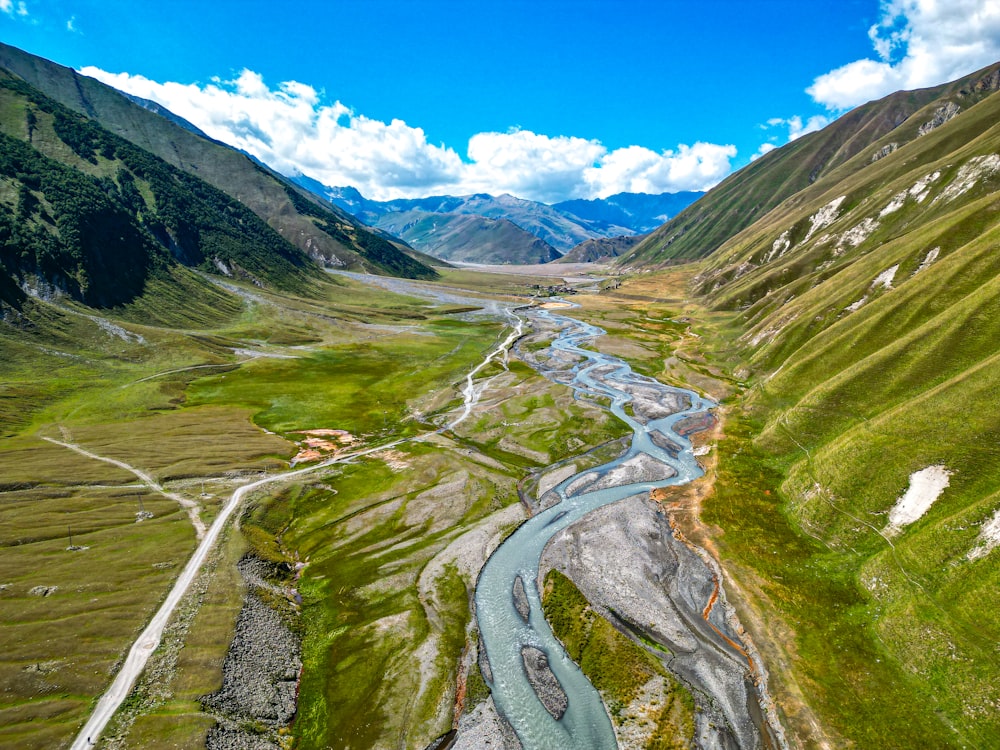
[475, 308, 715, 749]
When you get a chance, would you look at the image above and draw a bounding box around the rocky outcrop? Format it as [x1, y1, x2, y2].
[871, 142, 898, 162]
[202, 556, 301, 750]
[917, 101, 961, 136]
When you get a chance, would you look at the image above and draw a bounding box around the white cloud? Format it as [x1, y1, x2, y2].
[1, 0, 29, 16]
[585, 142, 736, 196]
[66, 15, 76, 32]
[464, 129, 605, 198]
[751, 142, 778, 162]
[790, 115, 830, 140]
[809, 0, 1000, 110]
[79, 66, 736, 202]
[766, 114, 830, 142]
[752, 113, 830, 161]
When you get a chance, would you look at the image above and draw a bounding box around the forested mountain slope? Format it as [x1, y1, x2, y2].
[0, 42, 435, 280]
[0, 70, 317, 307]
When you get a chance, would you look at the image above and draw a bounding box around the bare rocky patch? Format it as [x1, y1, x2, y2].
[201, 556, 301, 750]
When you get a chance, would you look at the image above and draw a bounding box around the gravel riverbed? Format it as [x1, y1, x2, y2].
[540, 494, 780, 750]
[202, 556, 301, 750]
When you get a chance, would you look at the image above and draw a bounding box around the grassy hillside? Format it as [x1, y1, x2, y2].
[0, 42, 436, 280]
[643, 65, 1000, 748]
[557, 234, 643, 263]
[620, 60, 1000, 267]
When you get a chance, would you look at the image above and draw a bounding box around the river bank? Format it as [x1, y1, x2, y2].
[463, 305, 785, 749]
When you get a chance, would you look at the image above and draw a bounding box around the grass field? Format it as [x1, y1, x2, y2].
[542, 569, 695, 748]
[602, 263, 1000, 749]
[0, 264, 644, 749]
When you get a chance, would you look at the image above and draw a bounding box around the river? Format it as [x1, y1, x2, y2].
[335, 272, 782, 748]
[475, 305, 781, 749]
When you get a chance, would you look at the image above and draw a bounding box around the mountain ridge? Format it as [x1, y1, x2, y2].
[0, 42, 436, 280]
[620, 60, 1000, 268]
[0, 69, 319, 308]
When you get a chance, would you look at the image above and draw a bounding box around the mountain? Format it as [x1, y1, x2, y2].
[0, 42, 436, 280]
[119, 91, 212, 139]
[303, 184, 633, 253]
[556, 234, 645, 263]
[637, 60, 1000, 747]
[373, 210, 560, 264]
[299, 180, 700, 264]
[552, 191, 702, 233]
[621, 62, 1000, 268]
[0, 68, 321, 308]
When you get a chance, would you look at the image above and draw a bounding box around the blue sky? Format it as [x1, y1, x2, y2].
[3, 0, 999, 201]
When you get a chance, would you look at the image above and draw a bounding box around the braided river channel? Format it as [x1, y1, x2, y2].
[475, 305, 782, 750]
[331, 273, 782, 749]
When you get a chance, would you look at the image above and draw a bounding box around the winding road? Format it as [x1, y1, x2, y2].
[64, 310, 524, 750]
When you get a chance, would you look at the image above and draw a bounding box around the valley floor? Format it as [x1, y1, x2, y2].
[2, 264, 996, 750]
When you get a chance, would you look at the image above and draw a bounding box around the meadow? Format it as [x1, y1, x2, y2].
[0, 266, 636, 749]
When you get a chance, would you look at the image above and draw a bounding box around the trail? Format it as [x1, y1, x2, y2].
[42, 437, 207, 539]
[129, 363, 233, 385]
[66, 312, 524, 750]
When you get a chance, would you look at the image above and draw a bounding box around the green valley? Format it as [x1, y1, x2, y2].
[2, 20, 1000, 750]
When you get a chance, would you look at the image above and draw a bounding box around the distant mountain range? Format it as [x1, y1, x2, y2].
[372, 210, 561, 264]
[293, 177, 701, 264]
[553, 192, 703, 233]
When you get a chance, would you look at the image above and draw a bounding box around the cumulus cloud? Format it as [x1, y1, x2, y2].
[464, 130, 606, 198]
[752, 113, 830, 161]
[751, 142, 778, 162]
[809, 0, 1000, 110]
[765, 115, 830, 142]
[1, 0, 29, 17]
[585, 142, 736, 196]
[82, 66, 465, 199]
[79, 66, 736, 202]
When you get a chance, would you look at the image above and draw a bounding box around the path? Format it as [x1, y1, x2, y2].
[42, 437, 206, 539]
[65, 311, 524, 749]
